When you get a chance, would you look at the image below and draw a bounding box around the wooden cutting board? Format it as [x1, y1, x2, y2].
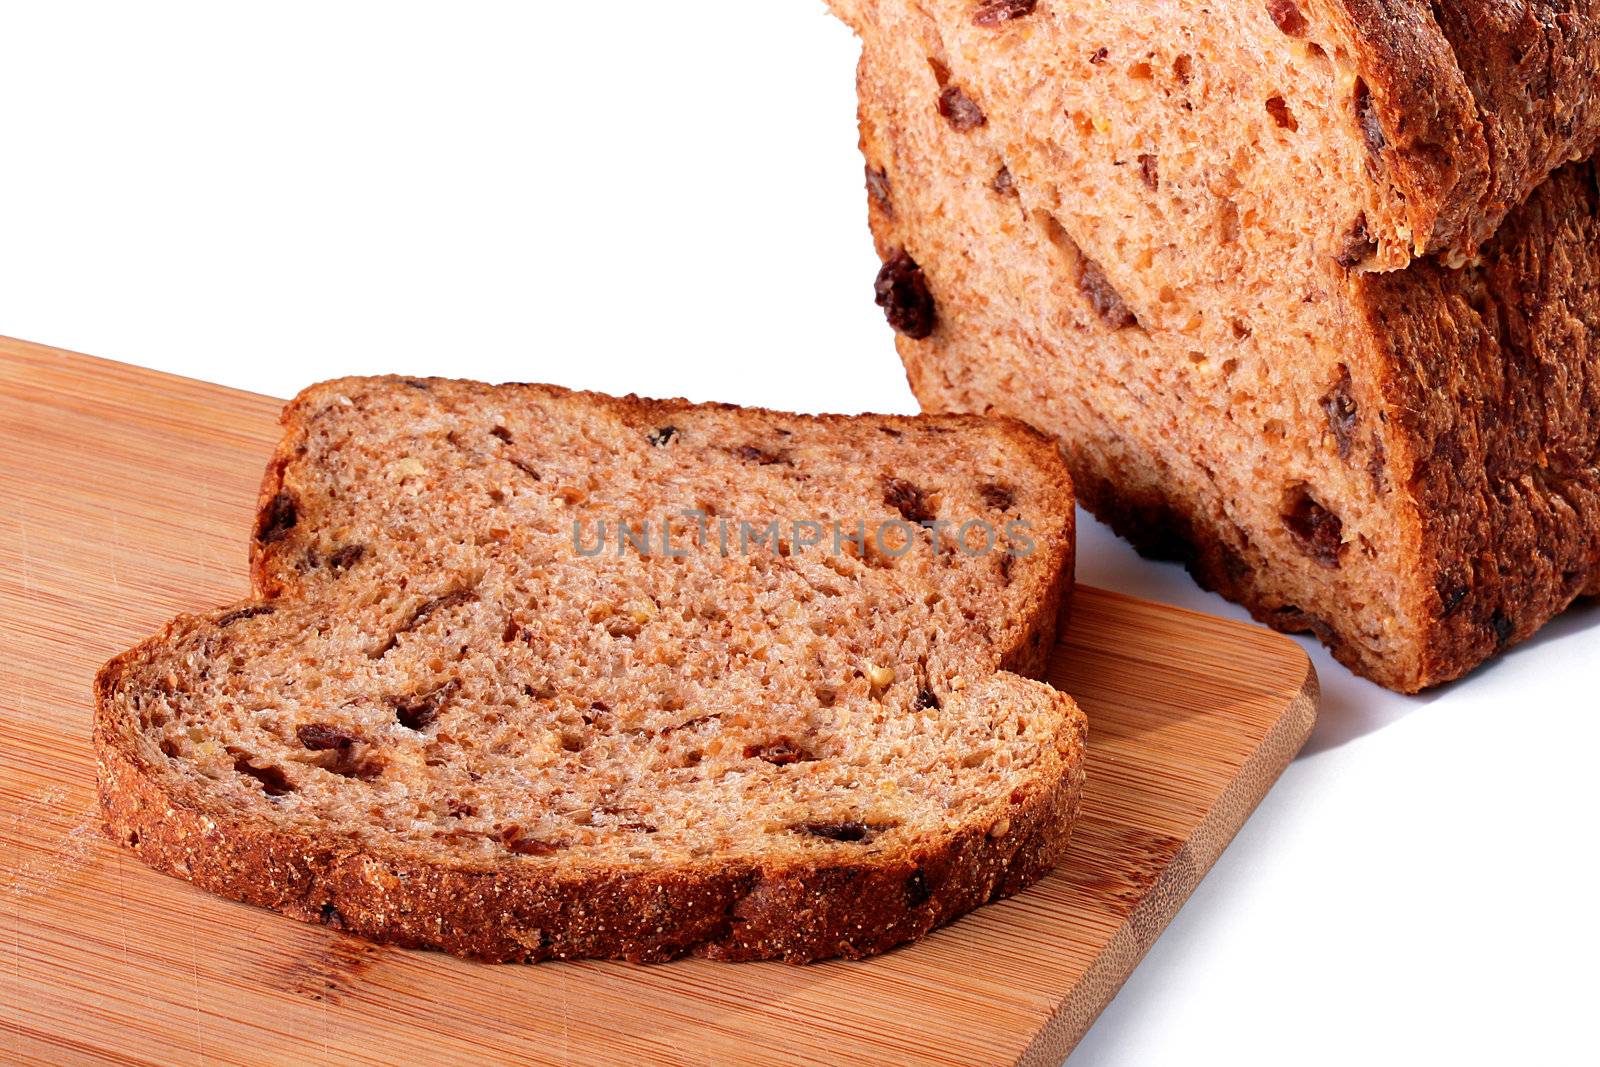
[0, 337, 1316, 1066]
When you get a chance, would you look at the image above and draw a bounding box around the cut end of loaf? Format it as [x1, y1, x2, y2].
[839, 0, 1600, 692]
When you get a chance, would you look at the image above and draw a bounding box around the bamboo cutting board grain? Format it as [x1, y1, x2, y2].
[0, 336, 1316, 1066]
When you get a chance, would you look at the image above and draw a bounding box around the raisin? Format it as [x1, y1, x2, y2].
[973, 0, 1036, 27]
[1138, 153, 1160, 191]
[647, 426, 679, 447]
[296, 723, 358, 751]
[257, 492, 298, 543]
[873, 252, 937, 339]
[490, 425, 513, 443]
[1354, 78, 1385, 157]
[992, 164, 1017, 196]
[1266, 96, 1298, 131]
[217, 604, 275, 627]
[318, 903, 345, 928]
[733, 444, 785, 465]
[374, 592, 474, 658]
[799, 821, 870, 843]
[409, 590, 475, 629]
[1079, 256, 1138, 328]
[744, 737, 812, 766]
[1089, 47, 1109, 65]
[1336, 214, 1378, 268]
[327, 544, 365, 571]
[1320, 365, 1358, 459]
[1267, 0, 1309, 36]
[1218, 541, 1252, 585]
[391, 679, 461, 730]
[1437, 582, 1469, 618]
[1368, 432, 1390, 495]
[905, 868, 933, 908]
[980, 482, 1015, 510]
[883, 476, 936, 524]
[508, 457, 541, 481]
[1271, 605, 1338, 645]
[296, 724, 381, 779]
[234, 758, 295, 796]
[506, 838, 557, 856]
[1490, 611, 1514, 646]
[937, 85, 987, 131]
[340, 755, 386, 781]
[914, 688, 941, 710]
[1282, 488, 1344, 568]
[659, 713, 717, 736]
[502, 831, 561, 856]
[402, 379, 431, 391]
[866, 165, 893, 216]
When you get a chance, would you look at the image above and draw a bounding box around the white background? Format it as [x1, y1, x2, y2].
[2, 3, 1595, 1063]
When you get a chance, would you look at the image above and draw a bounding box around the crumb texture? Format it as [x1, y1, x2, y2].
[96, 378, 1084, 963]
[834, 0, 1600, 691]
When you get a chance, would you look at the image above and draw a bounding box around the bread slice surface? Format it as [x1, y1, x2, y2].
[833, 0, 1600, 691]
[95, 377, 1084, 962]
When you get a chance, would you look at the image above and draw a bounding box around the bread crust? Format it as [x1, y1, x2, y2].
[1326, 0, 1493, 255]
[1358, 157, 1600, 685]
[1338, 0, 1600, 255]
[95, 623, 1086, 966]
[99, 383, 1085, 963]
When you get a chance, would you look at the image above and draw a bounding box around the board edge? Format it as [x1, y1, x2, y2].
[1017, 653, 1319, 1066]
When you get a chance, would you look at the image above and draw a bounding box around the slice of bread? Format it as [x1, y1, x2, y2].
[832, 0, 1600, 691]
[95, 377, 1084, 963]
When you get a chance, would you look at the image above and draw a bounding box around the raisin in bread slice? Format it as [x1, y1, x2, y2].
[833, 0, 1600, 691]
[95, 377, 1083, 963]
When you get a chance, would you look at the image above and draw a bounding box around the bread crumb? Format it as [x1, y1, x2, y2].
[389, 457, 426, 480]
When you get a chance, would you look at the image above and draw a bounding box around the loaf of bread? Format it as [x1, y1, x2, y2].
[831, 0, 1600, 691]
[95, 377, 1085, 962]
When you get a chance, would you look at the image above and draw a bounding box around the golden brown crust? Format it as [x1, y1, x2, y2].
[95, 621, 1086, 966]
[1357, 157, 1600, 687]
[101, 382, 1085, 963]
[1335, 0, 1600, 255]
[1326, 0, 1493, 255]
